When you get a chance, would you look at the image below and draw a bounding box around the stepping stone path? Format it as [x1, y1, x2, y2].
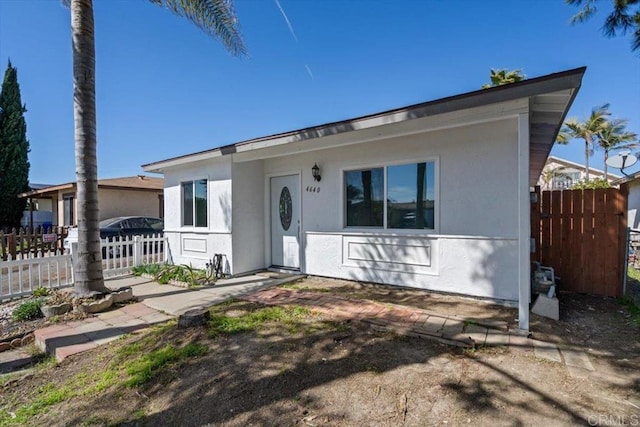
[242, 287, 598, 378]
[532, 339, 595, 377]
[0, 348, 36, 374]
[241, 288, 513, 349]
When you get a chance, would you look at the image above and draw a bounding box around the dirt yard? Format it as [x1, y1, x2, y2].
[1, 277, 639, 426]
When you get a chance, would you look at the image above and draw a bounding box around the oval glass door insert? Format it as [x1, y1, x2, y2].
[279, 187, 292, 230]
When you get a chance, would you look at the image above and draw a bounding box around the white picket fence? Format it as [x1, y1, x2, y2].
[0, 234, 167, 301]
[98, 234, 167, 278]
[0, 254, 74, 300]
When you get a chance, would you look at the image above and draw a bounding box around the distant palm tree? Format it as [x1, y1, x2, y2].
[540, 165, 569, 191]
[557, 104, 611, 182]
[67, 0, 245, 296]
[482, 69, 525, 88]
[596, 118, 638, 177]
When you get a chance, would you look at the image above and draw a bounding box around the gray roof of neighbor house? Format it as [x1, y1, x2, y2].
[611, 170, 640, 185]
[18, 176, 163, 198]
[143, 67, 586, 186]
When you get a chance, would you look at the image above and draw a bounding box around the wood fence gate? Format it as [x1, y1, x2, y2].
[530, 185, 628, 297]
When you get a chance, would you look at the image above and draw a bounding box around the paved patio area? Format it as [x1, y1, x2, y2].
[34, 272, 302, 361]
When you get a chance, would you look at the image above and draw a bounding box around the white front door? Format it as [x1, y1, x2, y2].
[271, 174, 300, 268]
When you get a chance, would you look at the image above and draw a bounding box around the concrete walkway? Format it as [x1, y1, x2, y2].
[34, 272, 302, 362]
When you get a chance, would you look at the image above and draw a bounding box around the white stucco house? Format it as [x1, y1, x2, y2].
[537, 155, 620, 190]
[143, 67, 586, 332]
[612, 172, 640, 231]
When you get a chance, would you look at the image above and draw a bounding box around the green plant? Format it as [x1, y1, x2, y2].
[12, 299, 44, 321]
[132, 263, 164, 277]
[124, 343, 207, 387]
[619, 297, 640, 326]
[208, 304, 310, 337]
[32, 287, 50, 297]
[137, 263, 214, 287]
[628, 265, 640, 283]
[571, 177, 611, 189]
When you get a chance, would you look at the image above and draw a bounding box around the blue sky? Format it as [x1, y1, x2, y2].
[0, 0, 638, 184]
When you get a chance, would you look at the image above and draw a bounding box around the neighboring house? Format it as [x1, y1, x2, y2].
[143, 67, 586, 332]
[612, 172, 640, 231]
[19, 176, 164, 227]
[538, 156, 620, 190]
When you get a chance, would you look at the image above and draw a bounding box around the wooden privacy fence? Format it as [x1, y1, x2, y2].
[531, 185, 627, 297]
[0, 227, 68, 261]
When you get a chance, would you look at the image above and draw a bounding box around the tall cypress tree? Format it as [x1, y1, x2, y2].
[0, 60, 30, 230]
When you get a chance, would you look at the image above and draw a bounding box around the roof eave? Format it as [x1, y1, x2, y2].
[142, 66, 587, 173]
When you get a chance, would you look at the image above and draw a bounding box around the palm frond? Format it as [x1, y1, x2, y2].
[596, 116, 638, 151]
[633, 11, 640, 51]
[556, 128, 572, 144]
[483, 68, 525, 88]
[569, 0, 597, 24]
[610, 142, 640, 151]
[603, 0, 635, 36]
[149, 0, 247, 56]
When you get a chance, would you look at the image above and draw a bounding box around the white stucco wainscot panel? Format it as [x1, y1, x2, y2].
[165, 231, 233, 272]
[306, 232, 518, 301]
[341, 235, 438, 275]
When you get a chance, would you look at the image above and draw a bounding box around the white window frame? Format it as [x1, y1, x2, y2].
[342, 157, 439, 233]
[63, 193, 75, 226]
[181, 178, 209, 228]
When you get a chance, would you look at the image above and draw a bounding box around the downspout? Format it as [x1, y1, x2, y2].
[624, 227, 630, 297]
[517, 112, 531, 333]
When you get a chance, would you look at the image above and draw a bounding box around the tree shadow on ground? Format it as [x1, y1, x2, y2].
[52, 302, 605, 427]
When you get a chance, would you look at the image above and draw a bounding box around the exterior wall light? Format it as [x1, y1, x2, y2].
[312, 163, 321, 182]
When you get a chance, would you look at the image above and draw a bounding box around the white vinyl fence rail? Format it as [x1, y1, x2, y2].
[98, 234, 167, 278]
[0, 254, 74, 301]
[1, 234, 167, 301]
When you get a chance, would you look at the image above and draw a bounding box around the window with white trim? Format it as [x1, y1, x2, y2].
[344, 161, 436, 230]
[181, 179, 207, 227]
[63, 193, 75, 226]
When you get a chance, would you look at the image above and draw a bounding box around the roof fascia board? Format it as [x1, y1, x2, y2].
[234, 109, 522, 163]
[18, 183, 75, 198]
[97, 185, 164, 192]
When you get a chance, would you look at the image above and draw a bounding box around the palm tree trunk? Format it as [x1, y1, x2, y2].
[71, 0, 108, 296]
[584, 137, 591, 182]
[604, 149, 609, 180]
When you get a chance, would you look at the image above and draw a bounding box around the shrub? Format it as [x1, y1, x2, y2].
[132, 263, 164, 277]
[133, 263, 214, 287]
[13, 299, 45, 321]
[33, 287, 50, 297]
[571, 178, 611, 190]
